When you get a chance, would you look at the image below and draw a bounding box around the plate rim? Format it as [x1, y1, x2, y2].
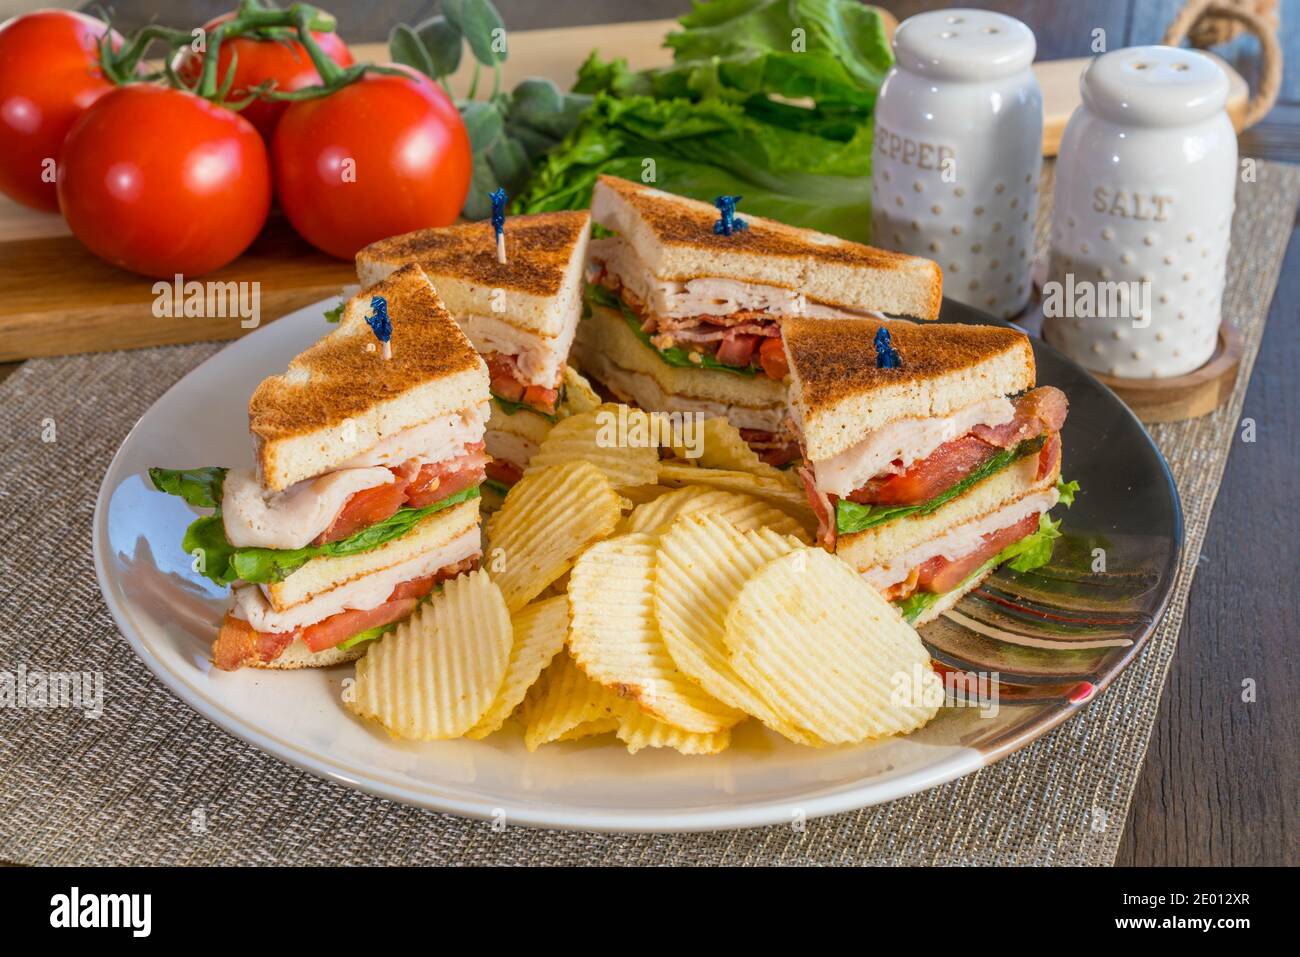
[91, 297, 1184, 833]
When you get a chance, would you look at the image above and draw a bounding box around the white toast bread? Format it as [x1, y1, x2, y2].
[591, 175, 943, 320]
[265, 497, 481, 613]
[355, 212, 592, 339]
[247, 637, 366, 670]
[249, 265, 488, 492]
[784, 316, 1036, 462]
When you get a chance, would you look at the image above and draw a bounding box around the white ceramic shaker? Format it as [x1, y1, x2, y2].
[872, 8, 1042, 320]
[1043, 46, 1235, 378]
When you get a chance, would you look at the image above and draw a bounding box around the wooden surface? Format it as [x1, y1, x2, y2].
[2, 0, 1293, 866]
[1092, 322, 1243, 423]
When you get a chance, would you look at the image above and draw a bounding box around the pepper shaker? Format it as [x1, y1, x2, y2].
[872, 9, 1042, 320]
[1042, 46, 1235, 378]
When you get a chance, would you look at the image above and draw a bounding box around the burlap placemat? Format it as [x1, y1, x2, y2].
[1, 161, 1296, 866]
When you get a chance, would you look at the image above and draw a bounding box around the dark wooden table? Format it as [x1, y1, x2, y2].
[33, 0, 1297, 865]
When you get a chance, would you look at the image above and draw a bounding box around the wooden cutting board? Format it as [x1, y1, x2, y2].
[0, 20, 1249, 362]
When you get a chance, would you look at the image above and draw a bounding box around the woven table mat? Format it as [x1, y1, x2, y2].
[1, 161, 1296, 866]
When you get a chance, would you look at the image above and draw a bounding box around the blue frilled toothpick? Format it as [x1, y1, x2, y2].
[490, 187, 508, 263]
[874, 326, 902, 369]
[366, 295, 393, 360]
[713, 195, 748, 237]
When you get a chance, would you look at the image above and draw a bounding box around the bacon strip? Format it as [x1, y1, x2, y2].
[971, 387, 1068, 449]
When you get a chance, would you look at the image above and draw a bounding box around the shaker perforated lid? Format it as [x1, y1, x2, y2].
[1081, 46, 1229, 127]
[892, 8, 1035, 82]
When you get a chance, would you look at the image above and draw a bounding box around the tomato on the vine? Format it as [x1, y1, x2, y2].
[172, 10, 353, 141]
[57, 85, 271, 277]
[0, 10, 122, 211]
[272, 69, 471, 260]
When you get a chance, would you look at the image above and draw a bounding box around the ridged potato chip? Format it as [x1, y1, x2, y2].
[568, 533, 743, 733]
[725, 548, 942, 744]
[558, 365, 602, 416]
[486, 460, 626, 612]
[653, 514, 824, 746]
[348, 569, 512, 740]
[466, 595, 570, 740]
[669, 415, 786, 480]
[657, 461, 809, 516]
[522, 651, 622, 751]
[557, 717, 619, 742]
[624, 485, 810, 542]
[613, 700, 733, 755]
[526, 403, 660, 490]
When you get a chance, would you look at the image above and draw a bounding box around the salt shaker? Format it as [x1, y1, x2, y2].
[1043, 46, 1235, 378]
[872, 9, 1042, 320]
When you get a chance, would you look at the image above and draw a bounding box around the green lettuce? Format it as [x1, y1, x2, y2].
[148, 467, 227, 509]
[586, 284, 759, 378]
[154, 476, 480, 587]
[895, 511, 1065, 624]
[491, 391, 559, 422]
[324, 299, 345, 323]
[835, 438, 1046, 536]
[516, 1, 891, 242]
[483, 478, 513, 497]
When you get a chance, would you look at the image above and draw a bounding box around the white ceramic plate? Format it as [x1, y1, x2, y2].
[94, 298, 1180, 831]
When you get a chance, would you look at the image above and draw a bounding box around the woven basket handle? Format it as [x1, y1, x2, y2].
[1164, 0, 1282, 128]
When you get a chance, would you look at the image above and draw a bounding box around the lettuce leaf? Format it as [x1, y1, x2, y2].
[176, 486, 480, 587]
[483, 478, 513, 497]
[1056, 478, 1080, 507]
[835, 437, 1046, 536]
[149, 467, 227, 509]
[894, 511, 1065, 624]
[586, 284, 759, 378]
[491, 391, 559, 422]
[324, 299, 345, 323]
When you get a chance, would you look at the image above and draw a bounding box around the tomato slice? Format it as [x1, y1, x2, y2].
[313, 478, 408, 545]
[1037, 431, 1061, 481]
[405, 464, 483, 507]
[486, 459, 524, 486]
[522, 385, 559, 415]
[850, 435, 1000, 507]
[716, 332, 761, 368]
[915, 512, 1041, 594]
[299, 597, 419, 652]
[758, 336, 789, 380]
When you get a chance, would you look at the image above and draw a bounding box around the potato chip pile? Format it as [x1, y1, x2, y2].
[347, 404, 943, 753]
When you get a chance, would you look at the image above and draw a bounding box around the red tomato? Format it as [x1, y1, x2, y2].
[851, 435, 1000, 507]
[172, 12, 353, 141]
[299, 597, 419, 652]
[0, 10, 121, 211]
[57, 85, 271, 277]
[314, 479, 408, 545]
[272, 69, 471, 259]
[758, 336, 789, 380]
[716, 332, 760, 368]
[916, 512, 1040, 594]
[522, 385, 559, 415]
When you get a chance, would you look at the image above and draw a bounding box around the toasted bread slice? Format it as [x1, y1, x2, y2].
[910, 566, 997, 627]
[355, 211, 592, 339]
[265, 497, 481, 613]
[249, 265, 487, 492]
[591, 175, 942, 320]
[784, 317, 1035, 462]
[837, 453, 1058, 573]
[247, 637, 367, 670]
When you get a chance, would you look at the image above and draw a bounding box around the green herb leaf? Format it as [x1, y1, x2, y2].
[444, 0, 507, 67]
[417, 14, 463, 76]
[229, 486, 481, 584]
[323, 299, 345, 323]
[149, 467, 227, 509]
[835, 438, 1047, 536]
[894, 511, 1069, 624]
[491, 392, 557, 422]
[486, 133, 532, 195]
[1056, 478, 1080, 508]
[460, 99, 505, 153]
[389, 23, 435, 77]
